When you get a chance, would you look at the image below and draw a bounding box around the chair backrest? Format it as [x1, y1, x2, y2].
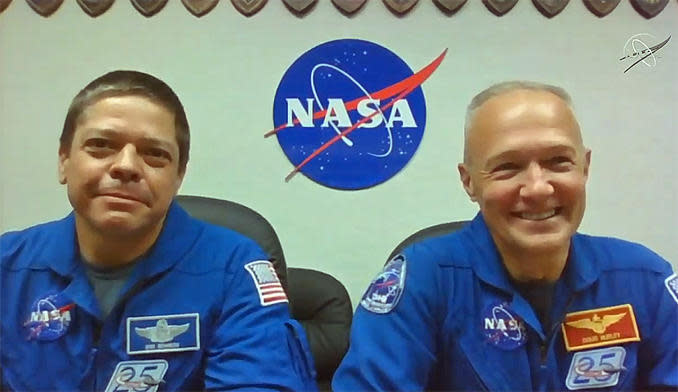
[175, 195, 353, 390]
[387, 220, 470, 261]
[287, 267, 352, 388]
[175, 195, 288, 292]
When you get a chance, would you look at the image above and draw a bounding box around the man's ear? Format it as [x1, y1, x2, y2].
[458, 163, 477, 202]
[58, 146, 69, 184]
[583, 148, 591, 179]
[174, 167, 186, 195]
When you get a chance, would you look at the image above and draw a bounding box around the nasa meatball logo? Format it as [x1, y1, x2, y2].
[482, 301, 527, 350]
[268, 39, 446, 190]
[24, 292, 75, 341]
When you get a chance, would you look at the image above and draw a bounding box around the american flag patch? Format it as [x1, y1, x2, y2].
[244, 260, 288, 306]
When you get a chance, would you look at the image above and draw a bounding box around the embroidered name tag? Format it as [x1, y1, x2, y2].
[104, 360, 168, 392]
[126, 313, 200, 355]
[561, 304, 640, 351]
[565, 347, 626, 390]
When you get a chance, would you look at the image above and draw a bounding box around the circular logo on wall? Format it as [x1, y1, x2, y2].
[268, 39, 445, 190]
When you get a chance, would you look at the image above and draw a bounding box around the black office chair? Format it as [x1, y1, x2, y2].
[175, 195, 352, 391]
[387, 220, 470, 261]
[175, 195, 289, 291]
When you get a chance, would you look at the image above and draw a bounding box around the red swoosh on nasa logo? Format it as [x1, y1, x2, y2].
[265, 49, 447, 138]
[270, 49, 447, 181]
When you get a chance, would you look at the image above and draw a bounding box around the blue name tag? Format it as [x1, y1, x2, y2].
[126, 313, 200, 355]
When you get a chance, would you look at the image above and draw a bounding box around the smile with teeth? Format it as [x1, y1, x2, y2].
[517, 208, 560, 221]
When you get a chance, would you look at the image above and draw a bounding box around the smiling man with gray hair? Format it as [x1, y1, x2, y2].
[333, 81, 678, 391]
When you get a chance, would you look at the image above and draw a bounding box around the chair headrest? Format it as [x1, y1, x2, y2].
[175, 195, 288, 292]
[388, 220, 470, 261]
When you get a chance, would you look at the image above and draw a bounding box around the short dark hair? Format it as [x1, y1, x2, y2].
[60, 70, 190, 172]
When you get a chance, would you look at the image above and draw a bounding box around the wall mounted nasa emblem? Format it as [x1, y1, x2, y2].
[583, 0, 620, 17]
[360, 254, 407, 314]
[268, 39, 445, 190]
[24, 292, 75, 341]
[482, 301, 527, 350]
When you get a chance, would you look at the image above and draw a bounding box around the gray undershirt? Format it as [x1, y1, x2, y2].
[83, 261, 136, 319]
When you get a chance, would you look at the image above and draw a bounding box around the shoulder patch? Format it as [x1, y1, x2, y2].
[665, 273, 678, 304]
[244, 260, 288, 306]
[360, 254, 406, 314]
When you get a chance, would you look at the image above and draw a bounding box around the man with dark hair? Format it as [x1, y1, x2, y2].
[333, 81, 678, 391]
[0, 70, 316, 391]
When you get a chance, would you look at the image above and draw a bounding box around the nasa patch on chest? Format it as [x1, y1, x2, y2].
[104, 359, 168, 392]
[481, 301, 527, 350]
[126, 313, 200, 355]
[360, 254, 406, 314]
[24, 292, 75, 341]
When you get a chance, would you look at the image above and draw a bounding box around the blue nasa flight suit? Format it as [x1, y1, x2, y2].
[333, 213, 678, 391]
[0, 202, 317, 391]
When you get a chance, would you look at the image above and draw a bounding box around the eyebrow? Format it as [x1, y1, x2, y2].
[485, 145, 577, 167]
[83, 128, 176, 150]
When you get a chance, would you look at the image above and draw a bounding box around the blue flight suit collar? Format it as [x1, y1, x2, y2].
[463, 212, 600, 295]
[462, 213, 601, 337]
[41, 201, 200, 319]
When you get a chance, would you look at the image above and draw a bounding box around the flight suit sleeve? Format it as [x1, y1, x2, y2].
[332, 251, 443, 391]
[203, 245, 317, 391]
[640, 270, 678, 389]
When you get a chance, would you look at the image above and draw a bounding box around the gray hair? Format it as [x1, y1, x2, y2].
[463, 81, 575, 164]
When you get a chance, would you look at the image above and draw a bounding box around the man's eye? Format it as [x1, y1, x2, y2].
[493, 162, 519, 172]
[86, 139, 113, 149]
[549, 156, 573, 166]
[144, 148, 171, 161]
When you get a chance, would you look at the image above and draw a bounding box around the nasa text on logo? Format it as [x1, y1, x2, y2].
[481, 301, 527, 350]
[24, 292, 75, 341]
[268, 39, 445, 190]
[620, 34, 670, 73]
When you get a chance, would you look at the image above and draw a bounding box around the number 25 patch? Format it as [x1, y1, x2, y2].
[566, 347, 626, 390]
[104, 360, 168, 392]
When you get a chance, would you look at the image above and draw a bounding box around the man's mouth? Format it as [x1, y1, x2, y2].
[100, 192, 144, 204]
[515, 208, 561, 221]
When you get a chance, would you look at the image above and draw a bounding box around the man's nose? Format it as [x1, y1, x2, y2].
[519, 162, 554, 198]
[110, 144, 142, 182]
